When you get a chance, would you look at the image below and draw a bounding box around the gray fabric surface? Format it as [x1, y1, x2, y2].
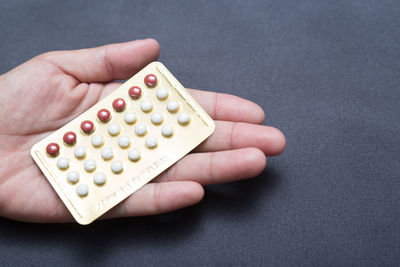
[1, 0, 399, 266]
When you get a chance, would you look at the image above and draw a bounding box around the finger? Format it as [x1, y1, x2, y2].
[39, 39, 160, 83]
[188, 89, 265, 124]
[103, 181, 204, 218]
[194, 121, 286, 156]
[93, 84, 266, 124]
[155, 148, 266, 185]
[80, 84, 284, 156]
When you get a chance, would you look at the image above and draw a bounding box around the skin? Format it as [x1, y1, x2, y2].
[0, 39, 286, 223]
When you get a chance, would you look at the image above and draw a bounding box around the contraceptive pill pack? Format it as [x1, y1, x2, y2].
[31, 62, 215, 224]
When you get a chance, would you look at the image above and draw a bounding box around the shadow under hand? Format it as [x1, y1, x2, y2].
[0, 167, 281, 265]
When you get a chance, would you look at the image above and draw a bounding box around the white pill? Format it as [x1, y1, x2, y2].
[161, 125, 173, 137]
[141, 101, 153, 112]
[156, 88, 169, 100]
[128, 149, 141, 161]
[118, 136, 130, 148]
[67, 171, 79, 184]
[74, 146, 86, 159]
[108, 123, 120, 136]
[101, 147, 113, 160]
[91, 135, 103, 147]
[94, 173, 106, 185]
[76, 184, 88, 197]
[151, 113, 163, 125]
[124, 112, 136, 124]
[177, 113, 190, 125]
[167, 101, 179, 112]
[111, 161, 123, 173]
[57, 157, 69, 170]
[135, 123, 147, 136]
[84, 159, 96, 172]
[145, 136, 157, 149]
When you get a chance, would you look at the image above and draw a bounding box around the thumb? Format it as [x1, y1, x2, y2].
[39, 38, 160, 83]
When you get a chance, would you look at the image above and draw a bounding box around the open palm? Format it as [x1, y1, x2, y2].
[0, 39, 285, 223]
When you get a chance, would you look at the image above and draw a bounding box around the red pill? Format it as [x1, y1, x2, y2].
[46, 143, 60, 156]
[112, 98, 126, 112]
[97, 109, 111, 122]
[63, 131, 76, 145]
[144, 74, 157, 87]
[128, 86, 142, 99]
[81, 120, 94, 134]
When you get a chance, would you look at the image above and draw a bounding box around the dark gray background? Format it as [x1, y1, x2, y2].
[1, 0, 399, 266]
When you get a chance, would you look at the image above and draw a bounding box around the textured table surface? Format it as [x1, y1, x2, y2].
[1, 0, 399, 266]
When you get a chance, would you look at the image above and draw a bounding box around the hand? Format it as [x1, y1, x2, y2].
[0, 39, 286, 223]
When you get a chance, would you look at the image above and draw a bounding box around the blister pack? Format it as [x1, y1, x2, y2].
[31, 62, 215, 224]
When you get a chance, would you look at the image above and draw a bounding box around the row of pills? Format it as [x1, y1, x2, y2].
[46, 111, 188, 157]
[57, 149, 139, 173]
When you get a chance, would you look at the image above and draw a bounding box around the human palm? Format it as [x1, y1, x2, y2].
[0, 39, 285, 223]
